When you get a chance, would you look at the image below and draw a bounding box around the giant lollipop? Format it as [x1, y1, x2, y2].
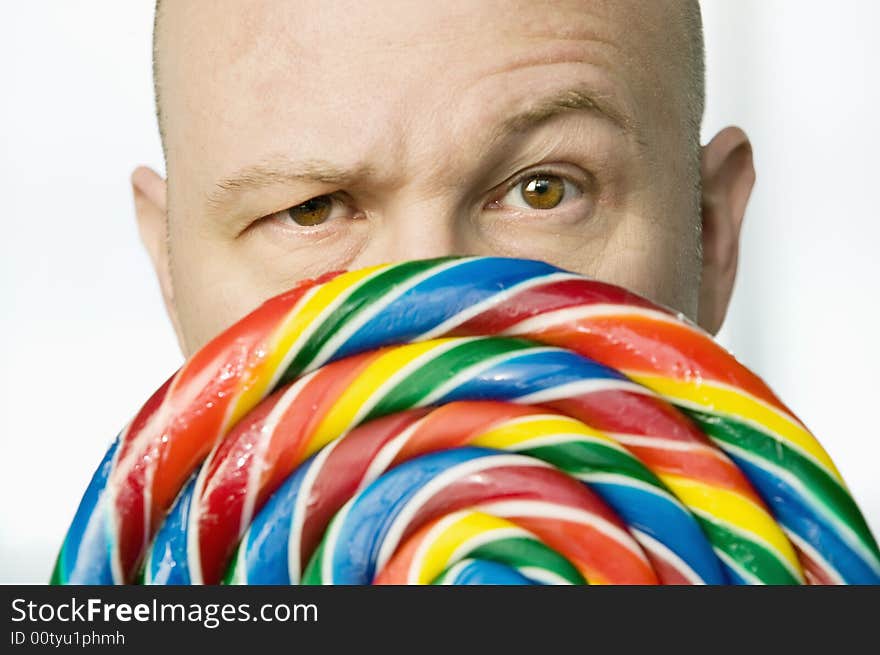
[52, 257, 880, 585]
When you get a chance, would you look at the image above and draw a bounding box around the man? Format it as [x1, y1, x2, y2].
[132, 0, 755, 357]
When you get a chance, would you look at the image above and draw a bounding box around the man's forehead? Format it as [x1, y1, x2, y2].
[156, 0, 694, 196]
[163, 0, 654, 50]
[159, 0, 681, 76]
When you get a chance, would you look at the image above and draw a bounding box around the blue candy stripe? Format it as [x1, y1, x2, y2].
[53, 437, 120, 585]
[584, 477, 723, 584]
[334, 257, 562, 361]
[320, 449, 532, 584]
[143, 475, 197, 585]
[225, 458, 315, 585]
[433, 559, 540, 585]
[433, 348, 631, 405]
[727, 447, 880, 584]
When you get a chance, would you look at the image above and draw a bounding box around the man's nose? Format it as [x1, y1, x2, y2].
[357, 200, 470, 264]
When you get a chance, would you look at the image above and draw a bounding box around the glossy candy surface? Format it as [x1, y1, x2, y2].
[52, 257, 880, 585]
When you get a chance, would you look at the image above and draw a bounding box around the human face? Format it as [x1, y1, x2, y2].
[149, 0, 707, 355]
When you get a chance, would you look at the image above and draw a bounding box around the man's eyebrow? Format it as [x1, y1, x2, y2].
[490, 85, 634, 144]
[207, 87, 631, 210]
[206, 159, 375, 211]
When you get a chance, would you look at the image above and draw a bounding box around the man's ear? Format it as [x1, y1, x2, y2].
[698, 126, 756, 335]
[131, 166, 186, 351]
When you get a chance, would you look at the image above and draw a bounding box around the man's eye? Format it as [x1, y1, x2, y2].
[284, 195, 334, 226]
[501, 173, 582, 210]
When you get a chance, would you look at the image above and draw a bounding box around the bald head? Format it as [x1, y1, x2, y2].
[152, 1, 705, 163]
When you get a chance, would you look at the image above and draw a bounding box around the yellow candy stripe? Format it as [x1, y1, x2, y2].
[410, 511, 531, 584]
[472, 412, 800, 583]
[472, 415, 623, 451]
[305, 339, 461, 458]
[631, 374, 842, 482]
[661, 474, 802, 579]
[226, 264, 391, 428]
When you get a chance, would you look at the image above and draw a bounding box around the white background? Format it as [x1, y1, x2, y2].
[1, 1, 878, 583]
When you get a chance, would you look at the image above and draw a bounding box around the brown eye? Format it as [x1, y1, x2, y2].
[286, 196, 332, 226]
[519, 174, 566, 209]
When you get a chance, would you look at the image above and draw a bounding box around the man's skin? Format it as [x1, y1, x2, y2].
[132, 0, 755, 358]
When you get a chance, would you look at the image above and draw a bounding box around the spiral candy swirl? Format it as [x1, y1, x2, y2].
[52, 257, 880, 585]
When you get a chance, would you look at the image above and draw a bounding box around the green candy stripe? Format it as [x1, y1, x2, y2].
[685, 408, 880, 565]
[431, 537, 588, 585]
[522, 441, 664, 490]
[280, 258, 458, 385]
[365, 337, 539, 420]
[301, 533, 329, 585]
[521, 439, 798, 584]
[697, 517, 801, 585]
[223, 547, 246, 585]
[49, 553, 65, 585]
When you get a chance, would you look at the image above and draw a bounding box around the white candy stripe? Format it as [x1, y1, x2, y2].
[186, 462, 209, 585]
[227, 546, 247, 585]
[513, 378, 650, 405]
[516, 567, 576, 585]
[106, 431, 127, 585]
[288, 436, 342, 584]
[306, 258, 468, 371]
[610, 433, 733, 464]
[416, 271, 585, 341]
[142, 550, 154, 585]
[407, 511, 473, 585]
[575, 472, 690, 515]
[435, 558, 474, 585]
[474, 499, 650, 566]
[630, 528, 706, 585]
[239, 372, 313, 539]
[501, 303, 694, 338]
[784, 529, 846, 585]
[359, 418, 428, 493]
[320, 500, 355, 585]
[715, 549, 761, 585]
[376, 455, 553, 571]
[495, 431, 631, 455]
[417, 345, 562, 406]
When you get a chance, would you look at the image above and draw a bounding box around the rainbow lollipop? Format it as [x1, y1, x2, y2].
[52, 257, 880, 585]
